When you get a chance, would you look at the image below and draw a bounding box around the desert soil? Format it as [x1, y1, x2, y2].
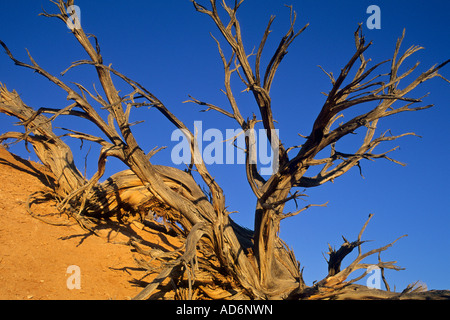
[0, 145, 181, 300]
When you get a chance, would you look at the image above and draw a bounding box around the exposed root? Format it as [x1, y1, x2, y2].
[26, 190, 75, 227]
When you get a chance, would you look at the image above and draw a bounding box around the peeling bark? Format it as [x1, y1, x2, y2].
[1, 0, 449, 300]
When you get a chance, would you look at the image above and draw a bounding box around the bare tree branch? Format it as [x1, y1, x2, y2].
[1, 0, 448, 300]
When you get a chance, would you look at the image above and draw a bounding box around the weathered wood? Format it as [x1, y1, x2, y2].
[0, 85, 86, 196]
[1, 0, 449, 300]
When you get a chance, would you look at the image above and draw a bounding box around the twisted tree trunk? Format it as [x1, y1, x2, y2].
[1, 0, 449, 300]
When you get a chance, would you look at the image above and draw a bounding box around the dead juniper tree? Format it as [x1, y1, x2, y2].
[1, 0, 449, 300]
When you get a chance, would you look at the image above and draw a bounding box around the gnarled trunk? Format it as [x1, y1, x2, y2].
[1, 0, 449, 300]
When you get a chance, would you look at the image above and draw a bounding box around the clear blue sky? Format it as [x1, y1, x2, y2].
[1, 1, 449, 291]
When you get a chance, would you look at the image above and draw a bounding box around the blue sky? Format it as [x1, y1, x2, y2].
[1, 1, 449, 291]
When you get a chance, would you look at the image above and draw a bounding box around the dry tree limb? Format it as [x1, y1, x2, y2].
[0, 84, 87, 195]
[328, 214, 407, 284]
[1, 0, 449, 300]
[302, 214, 408, 300]
[133, 222, 210, 300]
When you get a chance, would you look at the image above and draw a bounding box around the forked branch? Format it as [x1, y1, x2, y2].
[1, 0, 449, 300]
[287, 25, 449, 190]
